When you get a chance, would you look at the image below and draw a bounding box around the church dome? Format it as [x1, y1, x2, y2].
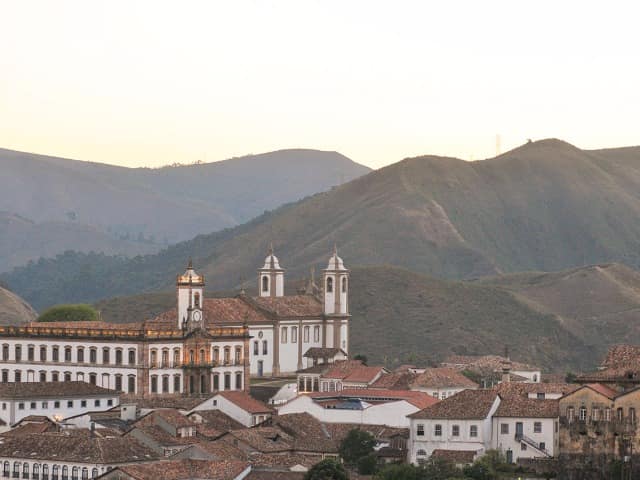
[176, 258, 205, 285]
[326, 246, 347, 271]
[262, 253, 282, 270]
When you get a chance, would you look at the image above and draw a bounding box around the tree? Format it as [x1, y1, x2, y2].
[304, 459, 349, 480]
[353, 354, 368, 365]
[339, 429, 376, 466]
[37, 304, 98, 323]
[356, 453, 378, 475]
[374, 464, 422, 480]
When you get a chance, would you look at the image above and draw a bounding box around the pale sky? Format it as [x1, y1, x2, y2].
[1, 0, 639, 169]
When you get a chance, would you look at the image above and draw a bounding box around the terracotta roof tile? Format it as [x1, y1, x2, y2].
[246, 472, 305, 480]
[442, 355, 539, 373]
[492, 382, 580, 397]
[224, 427, 293, 453]
[151, 297, 269, 326]
[114, 459, 250, 480]
[409, 389, 498, 420]
[218, 391, 273, 414]
[303, 348, 346, 359]
[494, 397, 559, 418]
[251, 295, 323, 317]
[272, 413, 337, 453]
[0, 381, 118, 399]
[370, 371, 416, 390]
[410, 368, 478, 389]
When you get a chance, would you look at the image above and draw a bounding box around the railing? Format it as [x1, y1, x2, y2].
[515, 433, 552, 457]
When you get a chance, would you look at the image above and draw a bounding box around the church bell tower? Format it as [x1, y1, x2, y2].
[258, 243, 284, 297]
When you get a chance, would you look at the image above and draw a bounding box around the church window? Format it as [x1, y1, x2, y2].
[115, 375, 122, 392]
[262, 276, 269, 292]
[194, 292, 200, 308]
[291, 326, 298, 343]
[150, 349, 158, 367]
[128, 375, 136, 393]
[1, 345, 7, 361]
[174, 374, 181, 393]
[14, 370, 21, 382]
[39, 371, 46, 382]
[77, 347, 84, 363]
[89, 373, 97, 385]
[235, 347, 242, 364]
[314, 326, 320, 342]
[213, 374, 219, 391]
[254, 341, 259, 356]
[262, 341, 268, 355]
[151, 375, 158, 393]
[190, 350, 195, 365]
[27, 345, 34, 361]
[174, 348, 181, 366]
[40, 346, 46, 362]
[326, 277, 333, 293]
[235, 372, 242, 390]
[162, 349, 169, 367]
[223, 347, 230, 365]
[342, 277, 347, 293]
[89, 348, 97, 364]
[199, 349, 206, 364]
[64, 346, 72, 362]
[304, 326, 310, 343]
[102, 347, 110, 364]
[281, 327, 287, 344]
[52, 346, 59, 362]
[64, 371, 71, 382]
[129, 349, 136, 365]
[115, 349, 123, 365]
[162, 375, 169, 393]
[224, 373, 231, 390]
[14, 345, 21, 362]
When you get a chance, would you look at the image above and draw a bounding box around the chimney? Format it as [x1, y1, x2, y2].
[501, 361, 512, 383]
[90, 421, 96, 437]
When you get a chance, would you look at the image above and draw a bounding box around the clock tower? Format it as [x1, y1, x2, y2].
[176, 259, 205, 331]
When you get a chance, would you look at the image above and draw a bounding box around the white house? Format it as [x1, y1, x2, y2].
[189, 391, 273, 427]
[491, 397, 559, 462]
[0, 381, 119, 426]
[278, 389, 437, 428]
[407, 389, 501, 465]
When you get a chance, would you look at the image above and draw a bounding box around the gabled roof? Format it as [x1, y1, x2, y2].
[493, 382, 580, 398]
[408, 389, 498, 420]
[370, 371, 416, 390]
[107, 459, 250, 480]
[562, 383, 618, 401]
[217, 391, 272, 414]
[410, 368, 478, 389]
[251, 295, 323, 317]
[303, 347, 347, 359]
[442, 355, 539, 372]
[321, 360, 386, 383]
[0, 381, 118, 399]
[494, 397, 559, 418]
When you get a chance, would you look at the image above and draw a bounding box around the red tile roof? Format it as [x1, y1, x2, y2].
[218, 391, 273, 414]
[0, 381, 118, 399]
[151, 298, 269, 326]
[584, 383, 619, 400]
[493, 382, 580, 398]
[494, 397, 559, 418]
[113, 459, 250, 480]
[408, 389, 498, 420]
[251, 295, 323, 317]
[410, 368, 478, 389]
[321, 361, 385, 384]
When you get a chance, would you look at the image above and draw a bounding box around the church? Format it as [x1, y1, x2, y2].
[0, 248, 350, 396]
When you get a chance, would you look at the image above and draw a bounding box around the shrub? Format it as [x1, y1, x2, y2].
[37, 304, 98, 323]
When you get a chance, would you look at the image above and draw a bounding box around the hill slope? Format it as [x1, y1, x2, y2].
[0, 285, 37, 325]
[92, 266, 592, 372]
[0, 147, 370, 269]
[6, 138, 640, 309]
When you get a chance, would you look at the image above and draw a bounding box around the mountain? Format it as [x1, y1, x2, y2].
[0, 284, 37, 325]
[91, 265, 593, 372]
[5, 138, 640, 309]
[0, 212, 159, 273]
[0, 147, 370, 271]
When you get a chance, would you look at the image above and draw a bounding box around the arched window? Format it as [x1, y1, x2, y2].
[2, 461, 8, 476]
[341, 277, 347, 293]
[42, 464, 49, 477]
[326, 277, 333, 293]
[128, 348, 136, 365]
[194, 292, 200, 308]
[199, 349, 205, 364]
[22, 463, 29, 477]
[72, 466, 79, 480]
[115, 348, 123, 365]
[151, 375, 158, 393]
[223, 347, 230, 364]
[174, 348, 181, 367]
[150, 349, 157, 367]
[39, 371, 47, 382]
[212, 347, 219, 363]
[235, 347, 242, 364]
[89, 372, 97, 385]
[162, 349, 169, 367]
[91, 468, 98, 479]
[103, 346, 110, 363]
[64, 371, 72, 382]
[40, 346, 47, 362]
[52, 464, 59, 479]
[262, 276, 269, 292]
[62, 465, 68, 479]
[13, 462, 20, 477]
[82, 467, 88, 480]
[33, 464, 40, 477]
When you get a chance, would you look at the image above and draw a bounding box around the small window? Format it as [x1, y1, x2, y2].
[89, 348, 97, 363]
[452, 424, 460, 437]
[470, 425, 478, 437]
[592, 407, 599, 421]
[416, 424, 424, 436]
[501, 423, 509, 434]
[537, 392, 545, 399]
[194, 292, 200, 308]
[253, 341, 259, 356]
[434, 424, 442, 436]
[291, 326, 298, 343]
[341, 277, 347, 292]
[42, 401, 48, 409]
[630, 407, 636, 423]
[579, 406, 587, 421]
[102, 347, 110, 364]
[534, 422, 542, 433]
[67, 400, 73, 408]
[115, 349, 123, 365]
[314, 326, 320, 342]
[539, 442, 546, 451]
[54, 401, 60, 408]
[40, 346, 47, 362]
[52, 346, 59, 362]
[567, 406, 575, 420]
[281, 327, 288, 344]
[81, 400, 86, 408]
[304, 326, 310, 343]
[30, 402, 36, 409]
[94, 399, 101, 407]
[18, 403, 24, 410]
[64, 346, 72, 362]
[262, 341, 268, 355]
[129, 349, 136, 365]
[235, 372, 242, 390]
[326, 277, 333, 293]
[77, 347, 85, 363]
[174, 374, 181, 393]
[262, 276, 269, 292]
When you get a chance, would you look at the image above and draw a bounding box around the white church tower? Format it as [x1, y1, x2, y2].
[323, 245, 349, 315]
[176, 259, 205, 330]
[258, 244, 284, 297]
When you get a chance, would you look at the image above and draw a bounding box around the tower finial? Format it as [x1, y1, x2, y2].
[333, 243, 337, 256]
[268, 242, 274, 256]
[187, 257, 193, 269]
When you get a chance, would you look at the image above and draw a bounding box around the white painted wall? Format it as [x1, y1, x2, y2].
[190, 394, 270, 427]
[491, 416, 557, 459]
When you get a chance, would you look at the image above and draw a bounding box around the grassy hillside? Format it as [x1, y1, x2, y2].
[0, 148, 369, 269]
[6, 139, 640, 310]
[92, 266, 596, 372]
[0, 285, 37, 325]
[0, 212, 159, 273]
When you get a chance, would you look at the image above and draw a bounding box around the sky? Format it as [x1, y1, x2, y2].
[1, 0, 639, 169]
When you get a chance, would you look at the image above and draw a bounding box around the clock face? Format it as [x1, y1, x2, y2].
[192, 310, 202, 322]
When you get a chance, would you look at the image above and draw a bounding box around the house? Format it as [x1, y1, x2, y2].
[189, 391, 273, 427]
[96, 459, 251, 480]
[250, 383, 298, 406]
[0, 381, 119, 426]
[576, 344, 640, 389]
[296, 360, 387, 393]
[442, 355, 541, 385]
[126, 409, 199, 456]
[278, 389, 436, 427]
[407, 389, 501, 465]
[187, 409, 244, 440]
[0, 433, 158, 479]
[491, 396, 559, 462]
[409, 367, 478, 399]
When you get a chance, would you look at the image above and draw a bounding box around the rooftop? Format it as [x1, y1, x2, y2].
[307, 388, 437, 409]
[111, 459, 249, 480]
[217, 391, 272, 414]
[0, 381, 118, 399]
[409, 389, 498, 420]
[410, 367, 478, 389]
[494, 397, 559, 418]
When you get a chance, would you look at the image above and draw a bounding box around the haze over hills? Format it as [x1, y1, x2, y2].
[5, 138, 640, 310]
[0, 147, 370, 272]
[91, 264, 628, 372]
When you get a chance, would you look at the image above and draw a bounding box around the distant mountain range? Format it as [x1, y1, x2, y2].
[91, 263, 640, 372]
[0, 147, 370, 272]
[5, 138, 640, 310]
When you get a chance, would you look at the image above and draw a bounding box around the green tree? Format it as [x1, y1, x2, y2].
[37, 304, 98, 323]
[422, 456, 462, 480]
[304, 459, 349, 480]
[356, 453, 378, 475]
[353, 354, 368, 364]
[339, 429, 376, 466]
[374, 464, 422, 480]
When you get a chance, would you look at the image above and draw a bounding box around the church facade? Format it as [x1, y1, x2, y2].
[0, 248, 350, 396]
